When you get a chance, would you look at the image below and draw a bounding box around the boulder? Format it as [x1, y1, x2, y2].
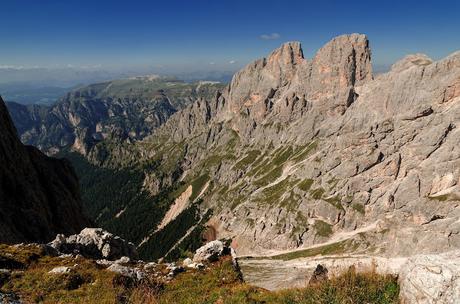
[107, 264, 144, 280]
[48, 266, 72, 274]
[193, 240, 230, 263]
[114, 256, 130, 264]
[309, 264, 329, 285]
[182, 258, 193, 267]
[399, 251, 460, 304]
[49, 228, 137, 260]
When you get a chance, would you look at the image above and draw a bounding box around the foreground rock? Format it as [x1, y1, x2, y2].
[240, 247, 460, 303]
[48, 266, 72, 274]
[309, 264, 329, 285]
[107, 264, 145, 281]
[193, 240, 230, 263]
[399, 251, 460, 304]
[49, 228, 137, 260]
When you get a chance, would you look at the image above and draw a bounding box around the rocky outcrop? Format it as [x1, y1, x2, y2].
[49, 228, 137, 260]
[193, 240, 230, 263]
[399, 251, 460, 304]
[0, 96, 90, 243]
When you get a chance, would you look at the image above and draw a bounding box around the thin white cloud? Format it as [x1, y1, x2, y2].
[0, 65, 26, 70]
[229, 60, 237, 64]
[209, 62, 216, 65]
[260, 33, 281, 40]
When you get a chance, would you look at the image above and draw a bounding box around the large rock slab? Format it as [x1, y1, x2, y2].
[193, 240, 230, 263]
[399, 251, 460, 304]
[49, 228, 137, 260]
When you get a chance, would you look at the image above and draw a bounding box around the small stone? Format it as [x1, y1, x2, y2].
[182, 258, 193, 267]
[309, 264, 328, 285]
[144, 262, 157, 270]
[48, 266, 72, 274]
[96, 259, 113, 266]
[107, 264, 144, 280]
[114, 256, 130, 264]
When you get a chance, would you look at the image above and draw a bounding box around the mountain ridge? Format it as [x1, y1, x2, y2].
[0, 96, 91, 243]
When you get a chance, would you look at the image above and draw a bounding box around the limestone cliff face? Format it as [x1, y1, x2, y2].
[0, 96, 91, 243]
[143, 33, 460, 257]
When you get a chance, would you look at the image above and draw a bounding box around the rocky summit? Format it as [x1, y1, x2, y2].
[0, 96, 91, 243]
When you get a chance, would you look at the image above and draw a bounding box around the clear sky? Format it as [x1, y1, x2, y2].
[1, 0, 460, 72]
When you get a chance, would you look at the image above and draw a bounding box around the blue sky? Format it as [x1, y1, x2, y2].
[1, 0, 460, 72]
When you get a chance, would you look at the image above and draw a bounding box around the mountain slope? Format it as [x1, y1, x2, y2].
[0, 96, 91, 243]
[119, 33, 460, 259]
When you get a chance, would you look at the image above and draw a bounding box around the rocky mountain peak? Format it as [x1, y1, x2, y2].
[224, 34, 373, 124]
[0, 97, 22, 161]
[226, 41, 306, 117]
[312, 33, 372, 85]
[305, 33, 372, 114]
[390, 53, 433, 73]
[266, 41, 304, 67]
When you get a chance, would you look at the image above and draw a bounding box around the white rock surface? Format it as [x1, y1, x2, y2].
[49, 228, 137, 260]
[182, 258, 193, 267]
[48, 266, 72, 274]
[193, 240, 228, 263]
[399, 251, 460, 304]
[107, 264, 144, 280]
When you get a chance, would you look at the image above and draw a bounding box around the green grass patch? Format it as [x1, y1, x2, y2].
[298, 179, 314, 192]
[268, 240, 352, 260]
[310, 187, 325, 200]
[291, 141, 318, 162]
[190, 174, 209, 201]
[324, 196, 344, 211]
[314, 220, 333, 237]
[352, 203, 366, 215]
[233, 150, 260, 170]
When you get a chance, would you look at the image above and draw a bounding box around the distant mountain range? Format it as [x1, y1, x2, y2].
[6, 77, 225, 155]
[0, 65, 236, 105]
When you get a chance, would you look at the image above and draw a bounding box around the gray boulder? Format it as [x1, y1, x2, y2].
[107, 264, 144, 280]
[49, 228, 137, 260]
[193, 240, 230, 263]
[399, 251, 460, 304]
[48, 266, 72, 274]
